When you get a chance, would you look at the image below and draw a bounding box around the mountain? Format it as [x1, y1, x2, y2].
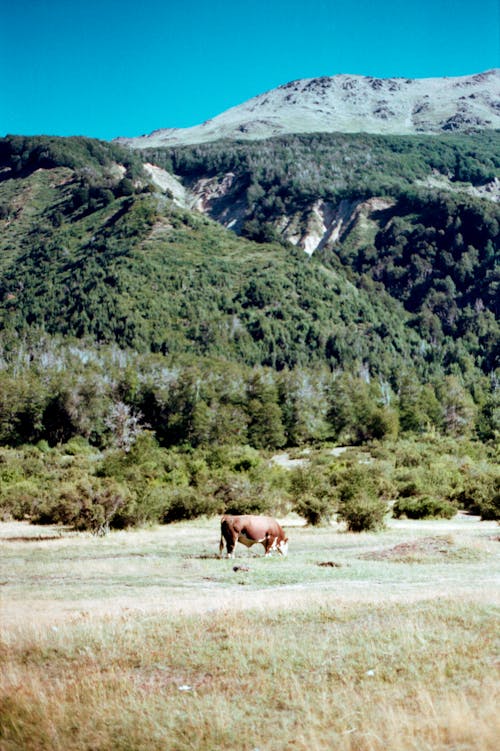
[143, 130, 499, 374]
[117, 70, 500, 147]
[1, 67, 499, 386]
[144, 130, 500, 254]
[0, 132, 498, 383]
[0, 136, 428, 377]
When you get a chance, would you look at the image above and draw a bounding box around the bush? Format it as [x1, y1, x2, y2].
[33, 478, 130, 534]
[393, 459, 461, 505]
[206, 445, 262, 473]
[63, 437, 96, 456]
[290, 465, 335, 525]
[453, 472, 500, 520]
[337, 493, 388, 532]
[212, 474, 270, 516]
[293, 494, 333, 526]
[392, 495, 457, 519]
[162, 487, 220, 522]
[111, 485, 170, 529]
[336, 465, 387, 532]
[0, 481, 44, 521]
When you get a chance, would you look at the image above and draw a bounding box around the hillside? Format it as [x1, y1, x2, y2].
[145, 130, 500, 244]
[142, 131, 500, 373]
[0, 132, 498, 450]
[0, 132, 499, 375]
[0, 135, 425, 375]
[117, 70, 500, 147]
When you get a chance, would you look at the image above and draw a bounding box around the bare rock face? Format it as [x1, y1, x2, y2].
[184, 169, 398, 254]
[118, 70, 500, 147]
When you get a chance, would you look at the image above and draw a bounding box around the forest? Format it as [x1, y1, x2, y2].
[0, 133, 498, 531]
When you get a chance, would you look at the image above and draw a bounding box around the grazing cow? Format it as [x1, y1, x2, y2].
[219, 514, 288, 558]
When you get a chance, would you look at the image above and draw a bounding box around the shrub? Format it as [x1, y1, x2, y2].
[393, 459, 461, 505]
[476, 492, 500, 521]
[206, 445, 262, 473]
[398, 481, 423, 498]
[290, 465, 335, 525]
[0, 481, 44, 521]
[392, 495, 457, 519]
[63, 437, 95, 456]
[294, 493, 333, 526]
[162, 487, 220, 522]
[33, 478, 130, 534]
[111, 485, 169, 528]
[337, 493, 388, 532]
[453, 471, 500, 520]
[213, 474, 270, 516]
[336, 466, 387, 532]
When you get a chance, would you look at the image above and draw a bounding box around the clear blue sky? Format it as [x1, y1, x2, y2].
[2, 0, 499, 140]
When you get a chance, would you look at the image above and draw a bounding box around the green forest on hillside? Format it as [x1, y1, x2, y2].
[146, 131, 500, 200]
[0, 134, 498, 530]
[147, 132, 499, 372]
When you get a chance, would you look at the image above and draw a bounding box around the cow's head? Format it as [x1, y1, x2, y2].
[278, 537, 289, 556]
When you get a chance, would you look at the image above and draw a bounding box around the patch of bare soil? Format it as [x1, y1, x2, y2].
[362, 535, 483, 563]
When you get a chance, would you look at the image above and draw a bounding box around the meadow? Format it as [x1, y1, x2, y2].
[1, 514, 499, 750]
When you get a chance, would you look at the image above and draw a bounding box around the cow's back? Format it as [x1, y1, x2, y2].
[220, 514, 288, 557]
[223, 514, 285, 539]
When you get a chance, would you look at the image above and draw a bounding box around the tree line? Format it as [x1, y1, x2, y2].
[0, 337, 497, 451]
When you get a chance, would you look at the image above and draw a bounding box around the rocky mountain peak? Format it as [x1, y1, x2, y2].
[117, 70, 500, 148]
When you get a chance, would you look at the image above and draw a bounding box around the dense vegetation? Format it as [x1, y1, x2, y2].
[0, 135, 434, 376]
[335, 191, 499, 373]
[0, 432, 498, 533]
[0, 133, 498, 529]
[146, 131, 499, 376]
[0, 337, 497, 530]
[145, 131, 500, 203]
[0, 135, 144, 180]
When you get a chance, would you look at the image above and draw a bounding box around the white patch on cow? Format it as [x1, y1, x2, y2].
[264, 537, 280, 556]
[278, 539, 289, 556]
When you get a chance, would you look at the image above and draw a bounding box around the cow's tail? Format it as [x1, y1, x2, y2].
[219, 532, 225, 558]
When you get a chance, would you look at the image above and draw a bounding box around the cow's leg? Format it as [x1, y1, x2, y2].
[224, 530, 238, 558]
[226, 533, 237, 558]
[263, 533, 275, 556]
[220, 521, 238, 558]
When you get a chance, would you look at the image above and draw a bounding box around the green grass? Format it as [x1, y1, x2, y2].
[1, 517, 498, 606]
[1, 515, 499, 750]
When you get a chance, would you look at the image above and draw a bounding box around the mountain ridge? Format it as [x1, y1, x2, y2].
[117, 69, 500, 147]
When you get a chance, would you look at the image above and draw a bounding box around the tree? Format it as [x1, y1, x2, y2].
[104, 401, 144, 451]
[439, 375, 477, 437]
[246, 371, 286, 449]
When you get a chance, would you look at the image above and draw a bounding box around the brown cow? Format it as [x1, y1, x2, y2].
[219, 514, 288, 558]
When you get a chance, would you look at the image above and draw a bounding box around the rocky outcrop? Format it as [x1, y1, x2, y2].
[276, 199, 360, 254]
[277, 197, 396, 254]
[143, 163, 189, 206]
[185, 170, 397, 254]
[187, 172, 249, 232]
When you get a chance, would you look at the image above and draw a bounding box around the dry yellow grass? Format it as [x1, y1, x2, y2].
[1, 515, 499, 750]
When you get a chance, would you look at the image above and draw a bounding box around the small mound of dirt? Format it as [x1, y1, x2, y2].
[316, 561, 343, 567]
[362, 535, 482, 563]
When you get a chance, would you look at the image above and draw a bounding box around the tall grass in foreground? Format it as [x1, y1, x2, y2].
[1, 600, 498, 751]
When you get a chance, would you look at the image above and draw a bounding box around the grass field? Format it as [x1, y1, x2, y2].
[1, 515, 499, 750]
